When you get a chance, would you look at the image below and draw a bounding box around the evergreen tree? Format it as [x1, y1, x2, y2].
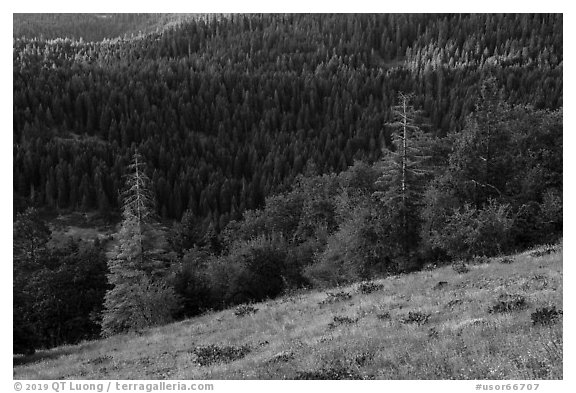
[102, 153, 179, 336]
[374, 92, 433, 261]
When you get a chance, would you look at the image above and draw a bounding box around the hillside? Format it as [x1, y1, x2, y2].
[13, 14, 205, 41]
[14, 244, 562, 380]
[13, 14, 563, 228]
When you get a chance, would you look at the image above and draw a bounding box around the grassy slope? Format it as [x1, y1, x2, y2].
[14, 245, 563, 380]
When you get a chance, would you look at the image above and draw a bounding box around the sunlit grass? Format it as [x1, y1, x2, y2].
[14, 244, 562, 380]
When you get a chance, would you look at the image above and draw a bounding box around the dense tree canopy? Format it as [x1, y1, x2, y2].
[14, 14, 562, 232]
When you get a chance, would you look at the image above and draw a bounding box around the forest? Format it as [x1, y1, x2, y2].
[13, 14, 562, 354]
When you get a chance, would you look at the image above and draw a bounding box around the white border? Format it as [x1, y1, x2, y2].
[2, 3, 572, 392]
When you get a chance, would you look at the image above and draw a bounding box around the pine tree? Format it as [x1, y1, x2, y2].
[102, 153, 179, 336]
[374, 92, 433, 260]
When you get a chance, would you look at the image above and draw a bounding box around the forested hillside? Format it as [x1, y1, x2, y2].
[13, 14, 562, 355]
[14, 14, 562, 229]
[13, 14, 195, 42]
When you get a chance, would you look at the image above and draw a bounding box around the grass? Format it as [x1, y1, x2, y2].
[13, 244, 563, 380]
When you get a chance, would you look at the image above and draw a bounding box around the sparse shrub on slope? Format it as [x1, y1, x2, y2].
[357, 281, 384, 294]
[401, 311, 431, 325]
[234, 304, 258, 317]
[327, 316, 358, 329]
[530, 244, 559, 258]
[531, 306, 562, 326]
[452, 262, 470, 274]
[318, 291, 353, 305]
[488, 293, 528, 313]
[294, 366, 364, 380]
[376, 311, 391, 320]
[191, 344, 251, 366]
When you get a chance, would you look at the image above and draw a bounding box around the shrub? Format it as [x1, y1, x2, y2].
[319, 291, 352, 305]
[531, 306, 562, 326]
[357, 281, 384, 294]
[294, 366, 364, 380]
[327, 315, 358, 329]
[354, 351, 374, 366]
[401, 311, 431, 325]
[13, 315, 37, 355]
[538, 189, 563, 241]
[304, 199, 394, 287]
[376, 311, 391, 320]
[530, 245, 558, 258]
[234, 304, 258, 317]
[470, 255, 489, 265]
[452, 262, 470, 274]
[191, 344, 251, 366]
[222, 235, 288, 304]
[172, 247, 213, 318]
[488, 293, 528, 313]
[446, 299, 462, 308]
[433, 201, 513, 259]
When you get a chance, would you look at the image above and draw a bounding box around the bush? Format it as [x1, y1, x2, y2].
[531, 306, 562, 326]
[452, 262, 470, 274]
[530, 245, 558, 258]
[357, 281, 384, 294]
[432, 200, 513, 259]
[376, 311, 391, 320]
[401, 311, 431, 325]
[13, 313, 37, 355]
[470, 255, 489, 265]
[191, 344, 251, 366]
[488, 293, 528, 313]
[327, 316, 358, 329]
[294, 366, 364, 380]
[304, 199, 394, 287]
[538, 189, 563, 241]
[216, 235, 288, 305]
[172, 247, 213, 318]
[103, 277, 180, 336]
[234, 304, 258, 317]
[446, 299, 462, 308]
[319, 291, 352, 305]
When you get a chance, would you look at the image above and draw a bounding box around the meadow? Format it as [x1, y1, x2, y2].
[14, 244, 562, 380]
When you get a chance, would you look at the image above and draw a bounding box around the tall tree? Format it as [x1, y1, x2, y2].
[102, 152, 179, 336]
[374, 92, 433, 259]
